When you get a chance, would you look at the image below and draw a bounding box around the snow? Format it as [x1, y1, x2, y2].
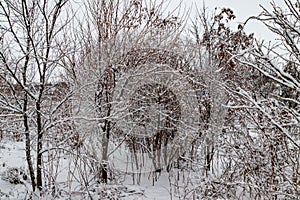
[0, 138, 180, 200]
[0, 140, 27, 199]
[122, 174, 173, 200]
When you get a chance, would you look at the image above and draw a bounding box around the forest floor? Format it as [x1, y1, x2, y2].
[0, 139, 179, 200]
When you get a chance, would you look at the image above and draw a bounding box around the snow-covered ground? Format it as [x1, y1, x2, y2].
[0, 139, 182, 200]
[0, 140, 28, 199]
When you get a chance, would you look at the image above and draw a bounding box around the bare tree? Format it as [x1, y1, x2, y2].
[184, 1, 299, 199]
[0, 0, 74, 193]
[233, 1, 299, 197]
[70, 0, 204, 186]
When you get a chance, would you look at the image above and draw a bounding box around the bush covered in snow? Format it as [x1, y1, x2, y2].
[1, 167, 27, 185]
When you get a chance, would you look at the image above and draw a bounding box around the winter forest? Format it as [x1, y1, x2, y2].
[0, 0, 299, 199]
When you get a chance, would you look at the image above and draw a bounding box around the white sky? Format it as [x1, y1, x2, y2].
[72, 0, 288, 42]
[169, 0, 287, 41]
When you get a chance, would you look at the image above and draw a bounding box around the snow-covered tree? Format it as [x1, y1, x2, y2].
[0, 0, 75, 194]
[184, 2, 299, 198]
[70, 0, 206, 185]
[231, 1, 299, 197]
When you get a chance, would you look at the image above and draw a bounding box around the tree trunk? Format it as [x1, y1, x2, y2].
[23, 93, 36, 191]
[100, 119, 110, 183]
[36, 101, 43, 191]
